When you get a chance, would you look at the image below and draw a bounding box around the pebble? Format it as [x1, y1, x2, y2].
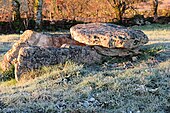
[136, 110, 141, 113]
[89, 97, 95, 102]
[20, 31, 23, 34]
[132, 56, 138, 62]
[145, 21, 151, 25]
[83, 101, 89, 108]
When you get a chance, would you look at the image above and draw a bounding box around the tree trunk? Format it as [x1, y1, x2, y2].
[153, 0, 158, 22]
[118, 10, 123, 24]
[35, 0, 43, 30]
[52, 0, 57, 19]
[12, 0, 21, 21]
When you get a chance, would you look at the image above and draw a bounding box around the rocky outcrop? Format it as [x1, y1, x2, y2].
[70, 23, 148, 49]
[15, 46, 102, 81]
[1, 30, 85, 71]
[1, 23, 149, 81]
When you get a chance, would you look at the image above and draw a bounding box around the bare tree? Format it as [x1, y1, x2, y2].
[35, 0, 43, 30]
[107, 0, 147, 23]
[153, 0, 158, 22]
[106, 0, 138, 23]
[12, 0, 21, 21]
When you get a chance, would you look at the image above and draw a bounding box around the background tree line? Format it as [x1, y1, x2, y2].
[0, 0, 169, 32]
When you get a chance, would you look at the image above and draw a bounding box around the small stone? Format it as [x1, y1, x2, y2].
[60, 44, 71, 48]
[145, 21, 151, 25]
[148, 88, 159, 93]
[89, 97, 95, 102]
[136, 85, 146, 92]
[132, 56, 138, 62]
[136, 110, 141, 113]
[20, 31, 23, 34]
[83, 101, 89, 108]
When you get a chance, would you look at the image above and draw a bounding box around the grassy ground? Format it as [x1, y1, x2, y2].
[0, 24, 170, 113]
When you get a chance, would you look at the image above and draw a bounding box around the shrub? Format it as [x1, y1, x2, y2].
[0, 65, 15, 81]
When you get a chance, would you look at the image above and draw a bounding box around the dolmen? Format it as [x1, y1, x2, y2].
[1, 23, 148, 81]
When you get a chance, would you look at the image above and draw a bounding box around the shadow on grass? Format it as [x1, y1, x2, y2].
[0, 42, 14, 54]
[0, 65, 15, 82]
[0, 101, 6, 109]
[141, 42, 170, 61]
[87, 42, 170, 73]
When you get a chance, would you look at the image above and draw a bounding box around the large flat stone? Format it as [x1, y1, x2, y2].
[15, 46, 102, 81]
[70, 23, 148, 49]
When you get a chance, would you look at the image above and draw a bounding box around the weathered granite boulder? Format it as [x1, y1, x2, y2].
[15, 46, 102, 81]
[1, 30, 85, 71]
[70, 23, 148, 49]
